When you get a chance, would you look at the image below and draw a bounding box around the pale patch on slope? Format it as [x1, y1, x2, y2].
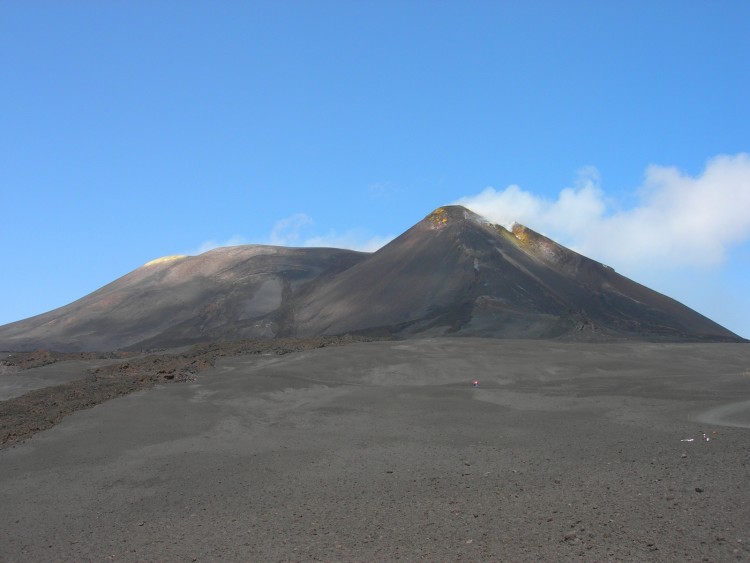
[143, 255, 187, 267]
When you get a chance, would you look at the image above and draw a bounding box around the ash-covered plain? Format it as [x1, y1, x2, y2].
[1, 338, 749, 561]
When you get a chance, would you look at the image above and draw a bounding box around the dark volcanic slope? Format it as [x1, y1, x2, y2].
[0, 246, 366, 352]
[295, 206, 739, 342]
[0, 206, 741, 351]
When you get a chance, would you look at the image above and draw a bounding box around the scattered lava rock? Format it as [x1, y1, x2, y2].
[1, 349, 131, 371]
[1, 335, 376, 449]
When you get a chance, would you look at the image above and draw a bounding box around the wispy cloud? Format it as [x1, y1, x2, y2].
[368, 181, 393, 200]
[304, 231, 392, 252]
[272, 212, 392, 251]
[190, 235, 249, 255]
[455, 153, 750, 271]
[268, 213, 315, 247]
[190, 213, 392, 256]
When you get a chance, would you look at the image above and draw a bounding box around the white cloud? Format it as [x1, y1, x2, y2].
[304, 232, 392, 252]
[268, 213, 392, 252]
[456, 153, 750, 271]
[268, 213, 314, 246]
[267, 213, 391, 251]
[190, 213, 392, 256]
[190, 235, 249, 255]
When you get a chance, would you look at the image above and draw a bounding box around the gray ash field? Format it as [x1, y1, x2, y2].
[1, 338, 749, 561]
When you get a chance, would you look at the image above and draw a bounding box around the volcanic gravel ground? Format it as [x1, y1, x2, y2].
[0, 336, 370, 449]
[1, 338, 749, 561]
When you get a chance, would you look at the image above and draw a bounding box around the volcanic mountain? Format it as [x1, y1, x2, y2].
[0, 206, 741, 351]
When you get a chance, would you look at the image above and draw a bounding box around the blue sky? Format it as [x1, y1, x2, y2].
[2, 2, 749, 337]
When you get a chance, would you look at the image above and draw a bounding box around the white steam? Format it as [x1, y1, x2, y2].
[268, 213, 315, 246]
[456, 153, 750, 270]
[191, 235, 249, 255]
[271, 214, 392, 251]
[304, 232, 392, 252]
[193, 213, 391, 255]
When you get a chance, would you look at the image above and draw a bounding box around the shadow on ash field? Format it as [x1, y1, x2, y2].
[1, 338, 750, 561]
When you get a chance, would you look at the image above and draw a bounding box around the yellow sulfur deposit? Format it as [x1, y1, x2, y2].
[143, 255, 187, 267]
[512, 224, 530, 244]
[427, 207, 449, 227]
